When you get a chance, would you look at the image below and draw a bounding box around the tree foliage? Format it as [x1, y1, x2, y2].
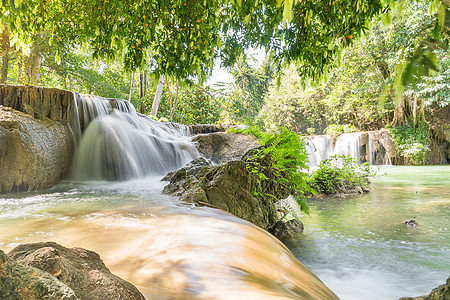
[309, 155, 372, 195]
[1, 0, 389, 81]
[261, 0, 450, 134]
[215, 55, 273, 124]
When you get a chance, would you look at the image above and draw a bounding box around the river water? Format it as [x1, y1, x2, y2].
[285, 165, 450, 299]
[0, 166, 448, 299]
[0, 177, 337, 299]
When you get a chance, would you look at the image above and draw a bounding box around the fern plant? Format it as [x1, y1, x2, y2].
[229, 126, 313, 214]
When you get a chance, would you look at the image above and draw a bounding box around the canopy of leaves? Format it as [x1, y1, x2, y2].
[1, 0, 389, 81]
[260, 0, 450, 133]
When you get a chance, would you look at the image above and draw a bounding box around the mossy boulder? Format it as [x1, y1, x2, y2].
[8, 242, 145, 300]
[192, 132, 258, 164]
[0, 249, 77, 299]
[268, 219, 304, 240]
[164, 158, 284, 230]
[198, 161, 279, 229]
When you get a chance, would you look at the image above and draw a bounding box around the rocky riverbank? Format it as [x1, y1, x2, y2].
[162, 132, 305, 239]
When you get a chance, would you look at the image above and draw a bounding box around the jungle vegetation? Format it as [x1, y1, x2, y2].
[1, 0, 449, 165]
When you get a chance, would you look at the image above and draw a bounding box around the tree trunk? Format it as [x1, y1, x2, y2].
[170, 81, 179, 121]
[27, 52, 42, 85]
[391, 97, 406, 127]
[150, 75, 165, 117]
[371, 54, 390, 80]
[139, 69, 148, 114]
[128, 72, 135, 102]
[391, 95, 426, 127]
[1, 53, 8, 84]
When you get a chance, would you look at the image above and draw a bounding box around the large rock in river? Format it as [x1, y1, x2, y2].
[8, 242, 145, 300]
[0, 106, 73, 192]
[164, 156, 293, 231]
[192, 132, 259, 164]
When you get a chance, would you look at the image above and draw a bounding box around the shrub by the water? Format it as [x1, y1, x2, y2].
[310, 155, 372, 195]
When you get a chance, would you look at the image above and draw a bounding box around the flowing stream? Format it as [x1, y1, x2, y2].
[0, 178, 337, 299]
[1, 166, 448, 298]
[285, 165, 450, 299]
[1, 94, 448, 299]
[0, 94, 338, 299]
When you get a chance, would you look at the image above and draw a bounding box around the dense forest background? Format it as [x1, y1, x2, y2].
[1, 1, 449, 134]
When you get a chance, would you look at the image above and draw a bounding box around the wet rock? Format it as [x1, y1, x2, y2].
[179, 186, 208, 204]
[268, 219, 304, 239]
[184, 157, 212, 176]
[192, 132, 259, 164]
[404, 217, 417, 227]
[170, 168, 188, 183]
[160, 171, 174, 181]
[400, 276, 450, 300]
[8, 242, 145, 300]
[162, 157, 212, 182]
[0, 249, 77, 299]
[0, 107, 74, 193]
[170, 160, 279, 230]
[359, 130, 396, 164]
[198, 161, 279, 229]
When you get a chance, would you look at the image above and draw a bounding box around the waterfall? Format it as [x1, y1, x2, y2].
[368, 132, 374, 165]
[306, 131, 394, 167]
[304, 135, 333, 167]
[333, 132, 361, 158]
[69, 94, 199, 181]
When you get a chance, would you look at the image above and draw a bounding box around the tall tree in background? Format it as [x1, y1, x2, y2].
[0, 26, 10, 84]
[218, 56, 274, 124]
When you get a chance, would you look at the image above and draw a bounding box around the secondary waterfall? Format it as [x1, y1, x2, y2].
[69, 94, 199, 181]
[304, 135, 334, 167]
[305, 131, 394, 167]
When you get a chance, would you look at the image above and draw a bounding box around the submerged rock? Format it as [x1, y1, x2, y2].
[8, 242, 145, 300]
[400, 276, 450, 300]
[405, 217, 417, 227]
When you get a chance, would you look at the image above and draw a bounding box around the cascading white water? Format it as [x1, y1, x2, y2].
[304, 135, 334, 167]
[333, 132, 361, 159]
[69, 94, 199, 181]
[368, 132, 374, 165]
[305, 131, 395, 167]
[305, 133, 361, 167]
